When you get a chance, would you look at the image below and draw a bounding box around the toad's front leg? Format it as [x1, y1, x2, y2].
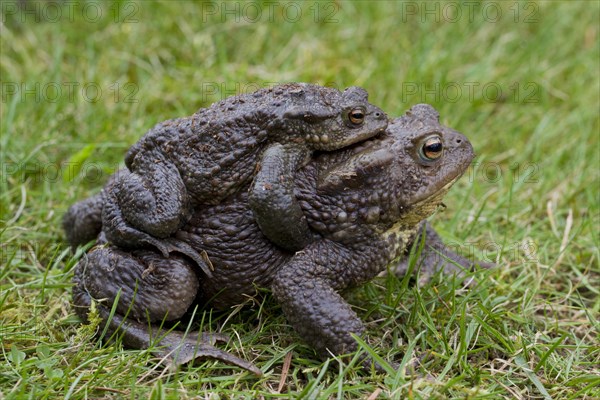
[101, 150, 211, 274]
[389, 222, 495, 283]
[270, 239, 385, 360]
[249, 143, 313, 252]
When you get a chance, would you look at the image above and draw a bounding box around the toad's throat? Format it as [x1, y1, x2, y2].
[384, 176, 461, 239]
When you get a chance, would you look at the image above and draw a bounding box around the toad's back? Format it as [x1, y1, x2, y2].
[122, 83, 387, 205]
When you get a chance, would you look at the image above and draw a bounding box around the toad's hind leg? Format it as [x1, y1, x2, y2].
[102, 153, 188, 246]
[73, 245, 261, 375]
[63, 173, 121, 248]
[63, 192, 105, 248]
[102, 165, 213, 277]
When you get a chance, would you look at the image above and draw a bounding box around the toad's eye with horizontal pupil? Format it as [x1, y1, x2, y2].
[419, 136, 443, 161]
[348, 108, 365, 125]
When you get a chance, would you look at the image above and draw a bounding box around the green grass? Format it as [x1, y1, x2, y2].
[1, 0, 598, 398]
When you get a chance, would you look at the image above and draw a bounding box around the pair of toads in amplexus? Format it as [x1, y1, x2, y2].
[64, 82, 491, 376]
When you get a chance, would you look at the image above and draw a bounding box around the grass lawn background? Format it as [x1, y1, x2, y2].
[1, 1, 598, 398]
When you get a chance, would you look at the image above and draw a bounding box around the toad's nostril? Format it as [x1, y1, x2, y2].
[456, 139, 462, 144]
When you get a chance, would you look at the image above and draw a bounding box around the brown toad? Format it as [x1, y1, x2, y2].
[64, 84, 387, 269]
[71, 105, 485, 374]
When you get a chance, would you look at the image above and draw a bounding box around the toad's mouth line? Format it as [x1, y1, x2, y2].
[408, 174, 463, 209]
[346, 125, 387, 145]
[314, 128, 387, 156]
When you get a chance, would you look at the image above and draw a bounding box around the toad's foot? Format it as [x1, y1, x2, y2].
[136, 235, 214, 279]
[388, 222, 495, 285]
[152, 237, 215, 279]
[157, 330, 262, 376]
[102, 224, 214, 278]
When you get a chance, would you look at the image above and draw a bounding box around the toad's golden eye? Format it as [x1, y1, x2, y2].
[419, 135, 443, 161]
[348, 108, 365, 125]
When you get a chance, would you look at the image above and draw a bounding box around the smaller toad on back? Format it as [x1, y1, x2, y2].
[93, 83, 387, 264]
